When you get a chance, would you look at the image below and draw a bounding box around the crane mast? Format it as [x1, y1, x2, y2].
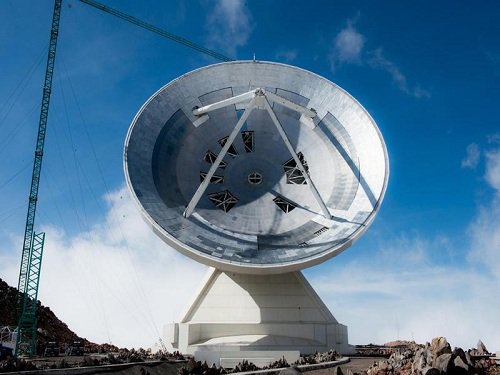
[16, 0, 62, 356]
[14, 0, 229, 356]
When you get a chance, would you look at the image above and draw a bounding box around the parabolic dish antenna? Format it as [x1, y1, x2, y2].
[125, 61, 388, 274]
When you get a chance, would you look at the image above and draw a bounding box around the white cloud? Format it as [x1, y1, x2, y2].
[275, 49, 298, 63]
[487, 133, 500, 144]
[329, 23, 365, 71]
[461, 143, 481, 169]
[308, 237, 500, 350]
[368, 48, 431, 98]
[467, 144, 500, 278]
[468, 200, 500, 278]
[484, 149, 500, 191]
[0, 186, 206, 349]
[206, 0, 253, 57]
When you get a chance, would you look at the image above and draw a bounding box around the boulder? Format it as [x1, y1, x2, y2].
[422, 366, 440, 375]
[476, 340, 489, 355]
[464, 351, 472, 366]
[413, 354, 423, 372]
[452, 348, 469, 366]
[389, 353, 406, 369]
[431, 337, 452, 358]
[453, 355, 469, 374]
[433, 353, 454, 374]
[413, 348, 433, 374]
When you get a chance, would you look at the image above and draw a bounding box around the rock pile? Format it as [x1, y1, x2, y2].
[297, 349, 341, 365]
[365, 337, 497, 375]
[177, 358, 227, 375]
[356, 342, 419, 357]
[110, 348, 185, 362]
[177, 357, 287, 375]
[470, 341, 491, 357]
[84, 342, 121, 353]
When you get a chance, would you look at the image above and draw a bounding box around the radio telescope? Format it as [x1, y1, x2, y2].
[125, 61, 388, 366]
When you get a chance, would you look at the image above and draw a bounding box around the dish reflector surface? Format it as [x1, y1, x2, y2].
[125, 61, 388, 274]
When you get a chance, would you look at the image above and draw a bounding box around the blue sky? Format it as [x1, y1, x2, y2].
[0, 1, 499, 350]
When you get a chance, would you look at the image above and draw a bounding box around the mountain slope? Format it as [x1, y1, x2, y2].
[0, 277, 83, 351]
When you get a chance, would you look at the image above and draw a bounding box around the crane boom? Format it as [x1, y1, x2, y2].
[16, 0, 62, 356]
[78, 0, 232, 62]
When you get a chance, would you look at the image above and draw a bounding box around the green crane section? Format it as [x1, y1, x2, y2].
[16, 232, 46, 356]
[16, 0, 62, 356]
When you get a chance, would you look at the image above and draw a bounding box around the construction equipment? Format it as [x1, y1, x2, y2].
[0, 344, 14, 361]
[15, 0, 62, 356]
[14, 0, 229, 356]
[43, 341, 60, 357]
[65, 340, 84, 356]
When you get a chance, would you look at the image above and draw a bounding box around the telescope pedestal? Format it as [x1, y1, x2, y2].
[164, 269, 350, 367]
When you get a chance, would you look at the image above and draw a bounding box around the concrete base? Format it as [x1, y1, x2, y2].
[163, 269, 350, 366]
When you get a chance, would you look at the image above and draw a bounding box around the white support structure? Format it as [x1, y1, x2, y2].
[264, 90, 316, 118]
[163, 269, 351, 366]
[184, 88, 331, 219]
[193, 90, 256, 116]
[183, 97, 257, 218]
[263, 97, 332, 219]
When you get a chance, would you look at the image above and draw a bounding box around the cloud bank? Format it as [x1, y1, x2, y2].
[2, 137, 499, 350]
[308, 235, 499, 350]
[0, 186, 206, 348]
[468, 141, 500, 280]
[308, 137, 500, 350]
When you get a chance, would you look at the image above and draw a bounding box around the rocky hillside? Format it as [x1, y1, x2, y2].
[0, 277, 118, 353]
[0, 278, 18, 328]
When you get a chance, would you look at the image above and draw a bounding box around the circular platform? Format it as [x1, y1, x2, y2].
[124, 61, 389, 274]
